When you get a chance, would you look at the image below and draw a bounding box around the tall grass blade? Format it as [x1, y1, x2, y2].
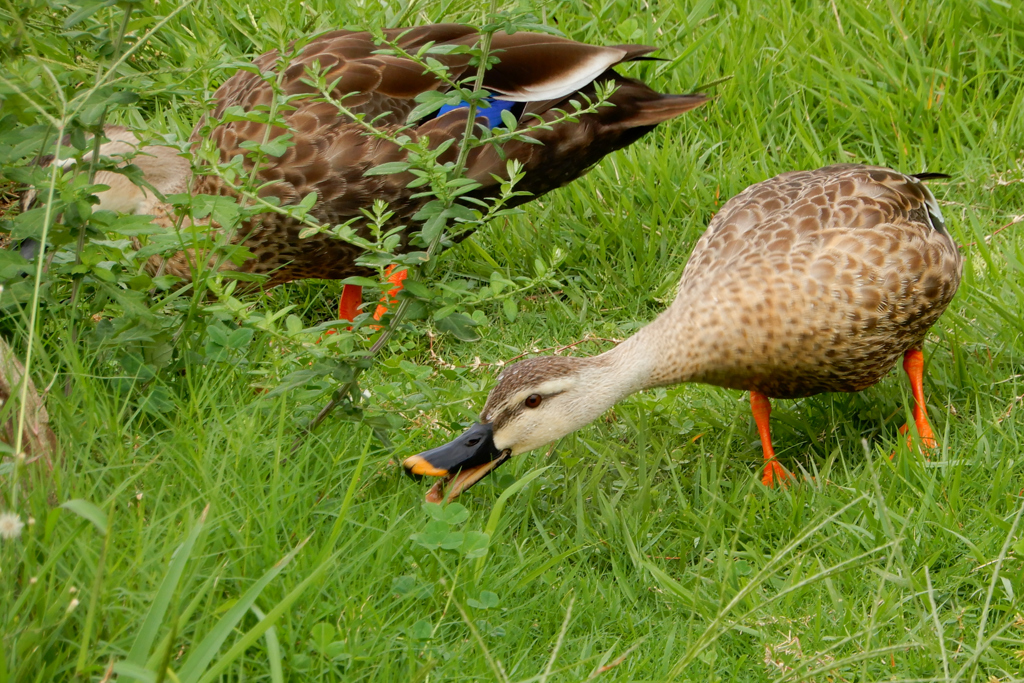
[249, 606, 283, 683]
[195, 543, 335, 683]
[177, 537, 310, 683]
[125, 505, 209, 666]
[61, 499, 108, 535]
[475, 465, 553, 579]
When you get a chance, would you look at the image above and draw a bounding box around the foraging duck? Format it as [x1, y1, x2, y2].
[48, 25, 706, 318]
[403, 164, 963, 501]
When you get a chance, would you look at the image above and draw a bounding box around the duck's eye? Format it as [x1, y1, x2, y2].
[524, 394, 543, 408]
[465, 437, 481, 447]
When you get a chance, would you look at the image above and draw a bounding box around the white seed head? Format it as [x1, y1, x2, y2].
[0, 512, 24, 540]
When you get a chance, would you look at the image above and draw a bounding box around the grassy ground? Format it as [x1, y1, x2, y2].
[2, 0, 1024, 681]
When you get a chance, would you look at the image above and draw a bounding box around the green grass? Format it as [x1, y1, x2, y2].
[2, 0, 1024, 680]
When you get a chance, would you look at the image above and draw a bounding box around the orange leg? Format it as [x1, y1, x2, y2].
[338, 284, 363, 323]
[898, 348, 938, 450]
[372, 265, 408, 322]
[751, 390, 791, 487]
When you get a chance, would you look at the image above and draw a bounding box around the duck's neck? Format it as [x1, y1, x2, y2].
[573, 327, 663, 417]
[578, 308, 701, 413]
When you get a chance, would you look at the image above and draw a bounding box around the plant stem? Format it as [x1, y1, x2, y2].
[67, 4, 134, 391]
[10, 121, 64, 506]
[293, 2, 499, 449]
[75, 502, 114, 677]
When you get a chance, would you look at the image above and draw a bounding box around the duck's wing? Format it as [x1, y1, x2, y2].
[674, 165, 962, 397]
[195, 26, 705, 205]
[683, 164, 961, 290]
[189, 26, 705, 283]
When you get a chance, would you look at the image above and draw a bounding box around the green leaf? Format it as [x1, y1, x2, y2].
[127, 274, 153, 291]
[265, 369, 321, 398]
[401, 280, 432, 299]
[189, 195, 241, 228]
[338, 276, 379, 288]
[0, 249, 30, 280]
[445, 203, 478, 222]
[102, 214, 169, 237]
[499, 108, 518, 131]
[391, 576, 417, 596]
[126, 507, 209, 665]
[423, 502, 445, 521]
[120, 353, 156, 382]
[391, 575, 434, 600]
[533, 258, 547, 277]
[409, 620, 433, 640]
[406, 89, 452, 122]
[467, 590, 499, 610]
[239, 135, 293, 158]
[503, 298, 518, 323]
[152, 275, 180, 291]
[439, 531, 464, 550]
[419, 213, 447, 244]
[325, 643, 349, 661]
[61, 499, 107, 535]
[309, 623, 337, 654]
[443, 504, 469, 525]
[364, 161, 411, 177]
[92, 265, 117, 282]
[139, 386, 175, 415]
[106, 90, 140, 105]
[206, 325, 229, 347]
[10, 207, 49, 241]
[436, 313, 480, 342]
[461, 531, 490, 559]
[425, 502, 468, 525]
[226, 327, 254, 349]
[410, 520, 449, 550]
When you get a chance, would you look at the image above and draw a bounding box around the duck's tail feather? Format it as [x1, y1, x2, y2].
[627, 93, 709, 127]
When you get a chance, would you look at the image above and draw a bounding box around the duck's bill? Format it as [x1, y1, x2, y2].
[402, 422, 511, 502]
[423, 453, 512, 503]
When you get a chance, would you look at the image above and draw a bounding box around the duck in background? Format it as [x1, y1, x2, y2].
[26, 24, 706, 320]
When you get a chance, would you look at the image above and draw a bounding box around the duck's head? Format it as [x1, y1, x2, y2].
[17, 126, 191, 263]
[22, 126, 189, 215]
[403, 354, 613, 502]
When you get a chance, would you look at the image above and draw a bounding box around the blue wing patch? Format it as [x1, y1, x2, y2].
[438, 98, 516, 128]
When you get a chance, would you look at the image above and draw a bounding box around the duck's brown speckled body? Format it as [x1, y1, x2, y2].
[140, 24, 706, 286]
[404, 164, 964, 500]
[648, 164, 962, 398]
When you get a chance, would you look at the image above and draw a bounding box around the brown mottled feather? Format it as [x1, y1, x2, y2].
[479, 165, 962, 441]
[648, 164, 962, 398]
[149, 25, 707, 286]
